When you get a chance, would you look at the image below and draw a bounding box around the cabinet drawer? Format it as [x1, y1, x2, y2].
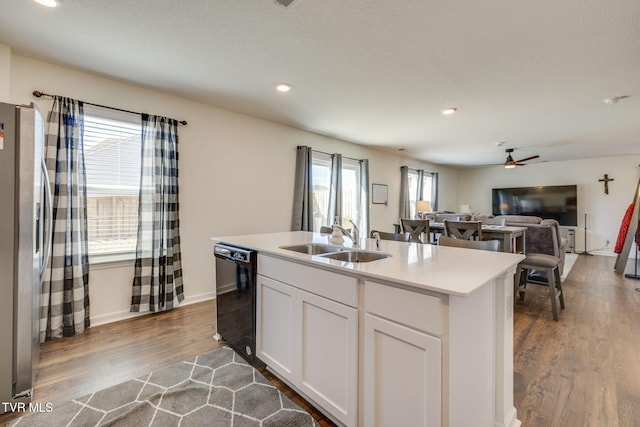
[365, 281, 442, 336]
[258, 255, 358, 307]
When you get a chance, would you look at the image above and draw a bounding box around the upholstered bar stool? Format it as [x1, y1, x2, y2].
[515, 253, 565, 320]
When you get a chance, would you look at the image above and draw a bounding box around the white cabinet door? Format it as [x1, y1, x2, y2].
[256, 275, 296, 381]
[363, 313, 442, 427]
[298, 289, 358, 427]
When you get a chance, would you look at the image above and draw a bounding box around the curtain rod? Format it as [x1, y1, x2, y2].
[299, 146, 362, 162]
[32, 90, 188, 126]
[403, 165, 437, 175]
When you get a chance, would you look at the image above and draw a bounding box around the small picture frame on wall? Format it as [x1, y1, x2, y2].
[372, 183, 388, 205]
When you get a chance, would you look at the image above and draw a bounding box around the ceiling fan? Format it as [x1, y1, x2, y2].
[502, 148, 539, 168]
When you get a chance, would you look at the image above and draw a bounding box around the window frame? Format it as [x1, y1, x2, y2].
[311, 152, 332, 231]
[310, 152, 366, 236]
[407, 169, 434, 218]
[341, 156, 363, 230]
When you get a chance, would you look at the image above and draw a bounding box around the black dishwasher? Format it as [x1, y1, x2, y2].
[213, 243, 259, 364]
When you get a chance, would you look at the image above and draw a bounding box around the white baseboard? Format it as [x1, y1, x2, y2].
[90, 291, 216, 327]
[584, 249, 636, 258]
[570, 249, 625, 257]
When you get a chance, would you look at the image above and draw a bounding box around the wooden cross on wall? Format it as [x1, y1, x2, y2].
[599, 174, 614, 194]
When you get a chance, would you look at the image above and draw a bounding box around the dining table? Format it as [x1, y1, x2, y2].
[394, 222, 526, 253]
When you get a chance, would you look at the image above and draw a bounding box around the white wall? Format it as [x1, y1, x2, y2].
[458, 156, 640, 256]
[4, 47, 459, 324]
[0, 45, 10, 100]
[6, 42, 636, 324]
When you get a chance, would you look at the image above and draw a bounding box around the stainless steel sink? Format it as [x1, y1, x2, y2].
[320, 250, 392, 263]
[280, 243, 344, 255]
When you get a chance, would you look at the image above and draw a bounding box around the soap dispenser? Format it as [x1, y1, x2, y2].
[330, 218, 344, 245]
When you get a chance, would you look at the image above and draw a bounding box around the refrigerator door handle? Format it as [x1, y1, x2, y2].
[40, 158, 53, 280]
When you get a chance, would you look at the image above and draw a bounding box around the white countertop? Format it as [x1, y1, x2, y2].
[211, 231, 525, 298]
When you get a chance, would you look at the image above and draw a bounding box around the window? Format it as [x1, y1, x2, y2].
[422, 173, 433, 205]
[311, 152, 331, 230]
[408, 169, 419, 218]
[310, 152, 366, 235]
[341, 157, 362, 229]
[408, 169, 434, 218]
[83, 105, 141, 258]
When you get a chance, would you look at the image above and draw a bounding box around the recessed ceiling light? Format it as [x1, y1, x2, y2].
[276, 83, 292, 93]
[33, 0, 58, 7]
[441, 107, 457, 115]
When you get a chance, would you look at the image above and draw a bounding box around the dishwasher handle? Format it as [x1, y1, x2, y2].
[214, 243, 256, 264]
[214, 246, 231, 258]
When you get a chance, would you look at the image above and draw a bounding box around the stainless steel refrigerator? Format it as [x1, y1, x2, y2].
[0, 102, 52, 412]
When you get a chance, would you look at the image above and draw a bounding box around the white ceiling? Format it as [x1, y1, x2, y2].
[1, 0, 639, 168]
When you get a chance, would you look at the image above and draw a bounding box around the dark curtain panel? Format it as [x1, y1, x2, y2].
[41, 96, 90, 342]
[328, 153, 343, 225]
[431, 172, 439, 211]
[291, 145, 313, 231]
[399, 166, 410, 219]
[131, 114, 184, 313]
[417, 169, 425, 201]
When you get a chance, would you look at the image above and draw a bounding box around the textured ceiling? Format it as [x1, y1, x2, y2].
[1, 0, 639, 167]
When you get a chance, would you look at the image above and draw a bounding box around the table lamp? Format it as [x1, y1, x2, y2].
[416, 200, 431, 218]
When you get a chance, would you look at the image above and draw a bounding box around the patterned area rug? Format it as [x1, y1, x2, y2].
[10, 347, 318, 427]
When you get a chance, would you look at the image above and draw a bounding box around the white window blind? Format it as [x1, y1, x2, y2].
[83, 105, 141, 256]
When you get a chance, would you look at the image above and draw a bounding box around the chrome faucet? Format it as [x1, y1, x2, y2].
[333, 219, 360, 247]
[372, 231, 381, 250]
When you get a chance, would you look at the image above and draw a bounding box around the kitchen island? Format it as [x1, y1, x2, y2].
[212, 231, 524, 427]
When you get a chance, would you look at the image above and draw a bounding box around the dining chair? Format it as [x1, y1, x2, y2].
[370, 230, 411, 242]
[399, 219, 430, 243]
[438, 236, 500, 252]
[443, 220, 483, 241]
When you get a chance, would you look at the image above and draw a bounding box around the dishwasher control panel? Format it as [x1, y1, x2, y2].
[214, 243, 254, 263]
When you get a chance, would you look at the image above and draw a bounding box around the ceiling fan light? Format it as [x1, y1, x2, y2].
[603, 95, 629, 105]
[505, 163, 516, 169]
[441, 107, 457, 115]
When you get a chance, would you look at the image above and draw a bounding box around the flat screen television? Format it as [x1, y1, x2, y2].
[492, 185, 577, 226]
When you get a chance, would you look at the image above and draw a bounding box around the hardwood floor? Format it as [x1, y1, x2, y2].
[2, 255, 639, 426]
[514, 255, 640, 426]
[0, 299, 334, 427]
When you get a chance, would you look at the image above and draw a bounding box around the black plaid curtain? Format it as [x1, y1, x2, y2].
[41, 96, 90, 342]
[130, 114, 184, 313]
